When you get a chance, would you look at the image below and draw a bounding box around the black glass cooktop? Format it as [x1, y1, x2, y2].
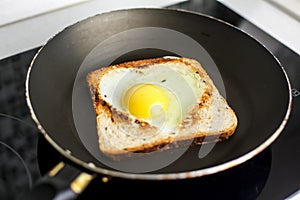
[1, 1, 300, 200]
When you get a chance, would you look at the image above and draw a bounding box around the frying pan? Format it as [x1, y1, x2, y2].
[24, 8, 292, 199]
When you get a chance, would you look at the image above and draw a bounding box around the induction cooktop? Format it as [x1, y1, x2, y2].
[1, 1, 300, 200]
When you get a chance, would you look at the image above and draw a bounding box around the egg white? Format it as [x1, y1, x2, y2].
[99, 62, 203, 134]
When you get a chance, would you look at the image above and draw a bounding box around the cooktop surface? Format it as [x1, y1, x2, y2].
[1, 1, 300, 200]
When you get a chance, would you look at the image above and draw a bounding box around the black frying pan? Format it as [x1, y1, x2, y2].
[24, 8, 291, 199]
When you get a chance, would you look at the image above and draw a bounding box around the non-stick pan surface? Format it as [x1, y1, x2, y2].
[26, 8, 291, 179]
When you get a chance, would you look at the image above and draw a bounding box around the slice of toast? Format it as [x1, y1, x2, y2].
[86, 57, 238, 158]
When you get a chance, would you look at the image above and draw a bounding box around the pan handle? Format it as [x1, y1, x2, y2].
[22, 161, 95, 200]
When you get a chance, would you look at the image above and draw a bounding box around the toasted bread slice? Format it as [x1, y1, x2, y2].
[86, 57, 238, 158]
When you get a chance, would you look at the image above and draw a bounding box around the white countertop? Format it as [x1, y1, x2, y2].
[3, 0, 299, 59]
[218, 0, 300, 56]
[0, 0, 186, 60]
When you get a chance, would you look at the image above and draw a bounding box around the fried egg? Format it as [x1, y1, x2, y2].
[98, 57, 205, 134]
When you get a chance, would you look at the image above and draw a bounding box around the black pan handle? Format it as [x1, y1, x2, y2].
[21, 161, 95, 200]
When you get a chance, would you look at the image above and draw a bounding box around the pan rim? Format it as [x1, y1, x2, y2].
[25, 7, 293, 180]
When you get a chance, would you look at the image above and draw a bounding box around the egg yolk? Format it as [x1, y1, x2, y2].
[123, 84, 169, 119]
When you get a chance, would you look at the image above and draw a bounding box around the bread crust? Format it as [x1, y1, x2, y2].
[86, 57, 238, 159]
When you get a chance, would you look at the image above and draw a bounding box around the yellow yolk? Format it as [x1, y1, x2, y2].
[123, 84, 169, 119]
